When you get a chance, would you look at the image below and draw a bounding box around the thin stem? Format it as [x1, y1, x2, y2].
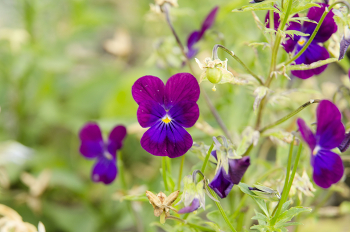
[260, 99, 321, 133]
[201, 142, 215, 174]
[271, 143, 303, 226]
[212, 44, 263, 85]
[166, 216, 215, 231]
[177, 155, 185, 190]
[232, 194, 248, 219]
[207, 186, 238, 232]
[284, 1, 350, 67]
[162, 157, 169, 191]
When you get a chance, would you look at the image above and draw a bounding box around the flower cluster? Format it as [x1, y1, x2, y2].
[79, 123, 127, 184]
[297, 100, 345, 188]
[132, 73, 200, 158]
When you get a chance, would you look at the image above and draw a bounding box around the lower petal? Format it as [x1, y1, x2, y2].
[297, 118, 316, 151]
[313, 150, 344, 188]
[178, 198, 200, 214]
[228, 156, 250, 185]
[91, 158, 117, 185]
[208, 167, 233, 198]
[140, 121, 193, 158]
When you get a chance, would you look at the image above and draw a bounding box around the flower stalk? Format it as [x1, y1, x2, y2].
[177, 155, 185, 190]
[162, 157, 169, 191]
[201, 142, 215, 174]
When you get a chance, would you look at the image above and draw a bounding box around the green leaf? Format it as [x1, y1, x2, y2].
[253, 197, 270, 217]
[252, 210, 269, 222]
[281, 200, 292, 213]
[289, 17, 317, 24]
[232, 1, 277, 13]
[290, 2, 320, 15]
[284, 30, 310, 38]
[238, 182, 257, 197]
[250, 224, 270, 232]
[286, 58, 338, 71]
[275, 206, 311, 226]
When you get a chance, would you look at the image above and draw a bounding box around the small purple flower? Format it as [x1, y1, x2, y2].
[339, 28, 350, 60]
[209, 151, 250, 198]
[297, 100, 345, 188]
[178, 198, 200, 214]
[266, 3, 337, 79]
[79, 123, 127, 184]
[132, 73, 200, 158]
[187, 6, 218, 59]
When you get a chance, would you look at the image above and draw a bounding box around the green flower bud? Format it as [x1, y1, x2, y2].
[206, 68, 222, 84]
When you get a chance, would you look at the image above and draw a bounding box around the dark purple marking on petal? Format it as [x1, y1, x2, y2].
[339, 33, 350, 60]
[312, 149, 344, 188]
[168, 101, 199, 128]
[140, 121, 193, 158]
[265, 11, 280, 31]
[137, 100, 165, 128]
[228, 156, 250, 185]
[208, 166, 233, 198]
[132, 75, 165, 105]
[291, 43, 329, 79]
[92, 158, 117, 185]
[164, 73, 200, 109]
[107, 125, 127, 156]
[303, 3, 337, 43]
[316, 100, 343, 143]
[297, 118, 316, 151]
[198, 6, 219, 39]
[79, 123, 104, 159]
[178, 198, 200, 214]
[338, 132, 350, 152]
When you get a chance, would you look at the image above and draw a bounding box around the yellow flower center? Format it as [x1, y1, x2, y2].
[162, 116, 171, 124]
[298, 37, 307, 46]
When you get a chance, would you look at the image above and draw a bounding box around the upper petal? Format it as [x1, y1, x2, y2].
[132, 75, 165, 105]
[303, 3, 337, 43]
[198, 6, 219, 39]
[291, 43, 329, 79]
[137, 100, 165, 128]
[178, 198, 200, 214]
[297, 118, 316, 151]
[168, 101, 199, 128]
[187, 31, 200, 59]
[228, 156, 250, 185]
[79, 123, 104, 159]
[313, 149, 344, 188]
[107, 125, 127, 156]
[282, 14, 301, 53]
[92, 158, 117, 185]
[265, 11, 280, 31]
[140, 121, 193, 158]
[164, 73, 200, 109]
[208, 166, 233, 198]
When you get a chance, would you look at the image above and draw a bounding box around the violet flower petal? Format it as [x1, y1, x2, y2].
[282, 14, 301, 53]
[107, 125, 127, 156]
[168, 101, 199, 128]
[339, 32, 350, 60]
[132, 75, 165, 105]
[265, 11, 280, 31]
[79, 123, 104, 159]
[209, 166, 234, 198]
[187, 31, 200, 59]
[297, 118, 316, 151]
[316, 100, 342, 138]
[140, 121, 193, 158]
[92, 158, 117, 184]
[178, 198, 200, 214]
[303, 3, 337, 43]
[318, 120, 345, 149]
[211, 150, 217, 160]
[164, 73, 200, 109]
[338, 132, 350, 152]
[137, 100, 165, 128]
[228, 156, 250, 185]
[291, 43, 329, 79]
[313, 149, 344, 188]
[198, 6, 219, 39]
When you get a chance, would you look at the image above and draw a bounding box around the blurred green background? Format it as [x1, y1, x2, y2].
[0, 0, 349, 231]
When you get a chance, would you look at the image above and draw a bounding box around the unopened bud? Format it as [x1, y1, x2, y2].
[206, 68, 222, 84]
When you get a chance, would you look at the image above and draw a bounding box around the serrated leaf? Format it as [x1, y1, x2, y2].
[290, 2, 320, 15]
[253, 87, 269, 111]
[285, 30, 310, 38]
[276, 206, 311, 226]
[252, 210, 269, 222]
[250, 224, 270, 232]
[281, 200, 292, 213]
[232, 1, 278, 13]
[289, 17, 317, 24]
[286, 58, 337, 71]
[253, 197, 270, 217]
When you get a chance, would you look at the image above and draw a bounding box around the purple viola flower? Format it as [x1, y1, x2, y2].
[297, 100, 345, 188]
[187, 6, 218, 59]
[209, 151, 250, 198]
[266, 3, 337, 79]
[79, 122, 127, 184]
[132, 73, 200, 158]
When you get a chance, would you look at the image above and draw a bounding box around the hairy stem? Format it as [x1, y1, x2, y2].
[212, 44, 263, 85]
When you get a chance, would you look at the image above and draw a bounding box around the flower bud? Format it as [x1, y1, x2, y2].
[206, 68, 222, 84]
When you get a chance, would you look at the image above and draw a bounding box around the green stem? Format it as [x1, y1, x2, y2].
[271, 143, 303, 226]
[177, 155, 185, 190]
[162, 157, 169, 191]
[212, 44, 263, 85]
[118, 151, 128, 190]
[284, 1, 350, 67]
[201, 142, 215, 174]
[207, 186, 238, 232]
[260, 99, 321, 133]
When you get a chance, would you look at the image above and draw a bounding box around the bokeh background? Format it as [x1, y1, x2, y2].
[0, 0, 349, 231]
